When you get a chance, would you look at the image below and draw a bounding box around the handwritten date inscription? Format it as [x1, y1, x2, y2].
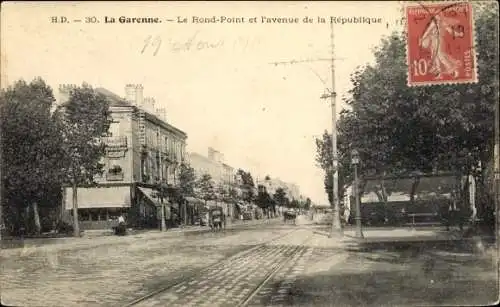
[141, 31, 227, 56]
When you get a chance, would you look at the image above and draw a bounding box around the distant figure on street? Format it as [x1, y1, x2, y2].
[118, 215, 125, 224]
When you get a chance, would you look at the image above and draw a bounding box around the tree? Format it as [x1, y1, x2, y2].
[1, 78, 65, 235]
[273, 188, 287, 207]
[236, 169, 255, 203]
[316, 4, 498, 209]
[216, 182, 227, 203]
[179, 164, 196, 197]
[316, 130, 354, 207]
[288, 199, 297, 209]
[304, 197, 312, 211]
[228, 186, 238, 203]
[55, 84, 111, 237]
[196, 174, 216, 206]
[256, 185, 273, 213]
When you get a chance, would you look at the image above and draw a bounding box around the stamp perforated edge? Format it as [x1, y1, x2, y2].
[403, 1, 479, 87]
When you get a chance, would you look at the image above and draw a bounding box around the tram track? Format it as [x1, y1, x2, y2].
[123, 228, 305, 307]
[237, 233, 314, 307]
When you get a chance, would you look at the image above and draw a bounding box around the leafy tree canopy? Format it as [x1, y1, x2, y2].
[316, 4, 498, 204]
[55, 83, 112, 185]
[196, 173, 216, 203]
[179, 164, 196, 197]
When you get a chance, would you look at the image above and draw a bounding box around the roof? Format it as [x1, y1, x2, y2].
[361, 174, 457, 201]
[95, 87, 187, 138]
[95, 88, 131, 107]
[144, 112, 187, 138]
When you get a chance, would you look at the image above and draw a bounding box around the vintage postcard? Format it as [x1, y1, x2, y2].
[1, 1, 499, 307]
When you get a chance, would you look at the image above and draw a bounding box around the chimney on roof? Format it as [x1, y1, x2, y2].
[125, 84, 136, 104]
[143, 97, 151, 112]
[124, 84, 144, 106]
[135, 84, 144, 106]
[150, 98, 156, 112]
[156, 107, 167, 122]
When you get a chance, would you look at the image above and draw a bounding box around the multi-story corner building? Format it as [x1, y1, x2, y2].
[60, 84, 188, 229]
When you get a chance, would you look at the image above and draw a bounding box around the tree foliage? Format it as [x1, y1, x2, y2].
[273, 188, 288, 207]
[196, 174, 216, 205]
[55, 84, 112, 235]
[316, 130, 354, 205]
[179, 164, 196, 197]
[304, 197, 312, 210]
[55, 84, 112, 185]
[1, 78, 64, 234]
[316, 4, 499, 203]
[215, 182, 228, 202]
[256, 185, 273, 209]
[236, 169, 255, 202]
[228, 186, 239, 204]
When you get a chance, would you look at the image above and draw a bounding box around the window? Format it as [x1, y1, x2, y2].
[109, 165, 122, 175]
[109, 122, 120, 136]
[141, 158, 147, 180]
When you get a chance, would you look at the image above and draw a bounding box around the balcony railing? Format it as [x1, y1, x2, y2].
[103, 136, 128, 148]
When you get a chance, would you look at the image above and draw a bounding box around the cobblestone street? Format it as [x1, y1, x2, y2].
[1, 219, 296, 307]
[2, 221, 498, 307]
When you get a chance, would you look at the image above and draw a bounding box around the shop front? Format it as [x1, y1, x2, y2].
[184, 197, 205, 226]
[63, 185, 132, 230]
[136, 187, 161, 229]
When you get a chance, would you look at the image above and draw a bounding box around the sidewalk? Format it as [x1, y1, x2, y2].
[311, 227, 465, 246]
[1, 217, 282, 254]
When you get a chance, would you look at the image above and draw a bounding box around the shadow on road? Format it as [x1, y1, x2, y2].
[266, 239, 499, 307]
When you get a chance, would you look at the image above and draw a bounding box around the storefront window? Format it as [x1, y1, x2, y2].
[89, 209, 99, 221]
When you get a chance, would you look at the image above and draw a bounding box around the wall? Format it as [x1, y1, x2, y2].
[131, 112, 142, 182]
[93, 108, 134, 184]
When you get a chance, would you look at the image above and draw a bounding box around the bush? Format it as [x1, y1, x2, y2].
[56, 220, 74, 234]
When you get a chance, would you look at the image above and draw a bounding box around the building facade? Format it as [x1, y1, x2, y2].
[188, 148, 239, 217]
[61, 84, 188, 229]
[259, 177, 301, 201]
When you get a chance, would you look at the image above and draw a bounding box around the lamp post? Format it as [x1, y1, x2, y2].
[155, 183, 167, 232]
[351, 149, 364, 238]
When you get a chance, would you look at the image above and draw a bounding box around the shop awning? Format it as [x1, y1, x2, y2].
[138, 187, 160, 206]
[65, 186, 131, 210]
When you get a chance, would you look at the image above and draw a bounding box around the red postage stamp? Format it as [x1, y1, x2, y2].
[405, 2, 478, 86]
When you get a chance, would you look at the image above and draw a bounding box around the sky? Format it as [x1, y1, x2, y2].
[2, 1, 404, 205]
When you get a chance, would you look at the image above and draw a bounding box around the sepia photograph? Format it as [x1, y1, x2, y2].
[1, 1, 499, 306]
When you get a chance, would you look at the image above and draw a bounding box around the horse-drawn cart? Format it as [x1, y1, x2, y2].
[283, 209, 297, 225]
[208, 207, 225, 231]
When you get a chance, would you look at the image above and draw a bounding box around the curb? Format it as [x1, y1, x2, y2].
[1, 218, 282, 253]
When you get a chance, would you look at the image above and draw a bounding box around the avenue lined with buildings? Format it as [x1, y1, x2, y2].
[2, 2, 499, 306]
[57, 84, 312, 234]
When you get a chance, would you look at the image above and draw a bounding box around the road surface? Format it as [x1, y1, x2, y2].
[1, 218, 498, 306]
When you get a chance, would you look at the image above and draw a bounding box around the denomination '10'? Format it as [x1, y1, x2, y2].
[412, 59, 429, 77]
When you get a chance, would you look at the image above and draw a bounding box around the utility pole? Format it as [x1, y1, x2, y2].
[323, 20, 342, 237]
[269, 21, 343, 237]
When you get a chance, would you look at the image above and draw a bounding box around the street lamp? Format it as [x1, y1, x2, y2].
[155, 184, 167, 232]
[351, 149, 364, 239]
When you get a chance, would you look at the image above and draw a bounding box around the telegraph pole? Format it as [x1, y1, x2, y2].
[269, 21, 343, 237]
[323, 20, 342, 237]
